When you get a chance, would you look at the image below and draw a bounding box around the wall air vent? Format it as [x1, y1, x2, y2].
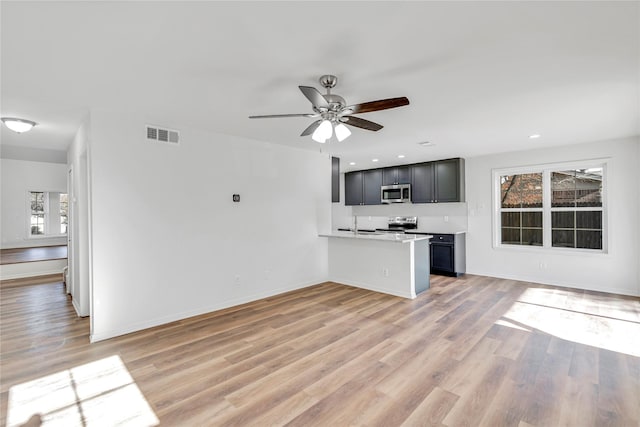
[146, 125, 180, 145]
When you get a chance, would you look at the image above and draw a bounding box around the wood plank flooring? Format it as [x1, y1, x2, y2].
[0, 246, 67, 265]
[1, 275, 639, 426]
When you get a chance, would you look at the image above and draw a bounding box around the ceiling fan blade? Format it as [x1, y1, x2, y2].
[249, 113, 318, 119]
[300, 120, 322, 136]
[299, 86, 329, 109]
[347, 97, 410, 114]
[340, 116, 383, 131]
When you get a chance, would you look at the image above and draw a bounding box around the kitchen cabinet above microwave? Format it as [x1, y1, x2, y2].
[382, 166, 411, 185]
[344, 158, 465, 206]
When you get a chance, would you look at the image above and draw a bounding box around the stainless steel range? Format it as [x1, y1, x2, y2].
[376, 216, 418, 233]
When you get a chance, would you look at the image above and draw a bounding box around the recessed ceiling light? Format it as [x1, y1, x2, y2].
[529, 134, 541, 139]
[397, 154, 405, 158]
[349, 162, 356, 166]
[1, 117, 37, 133]
[372, 158, 379, 162]
[418, 141, 435, 147]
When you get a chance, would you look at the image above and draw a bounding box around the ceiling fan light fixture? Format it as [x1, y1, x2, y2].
[334, 123, 351, 142]
[312, 119, 333, 143]
[1, 117, 37, 133]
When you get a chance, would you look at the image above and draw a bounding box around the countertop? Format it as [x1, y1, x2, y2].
[405, 230, 467, 235]
[319, 231, 432, 243]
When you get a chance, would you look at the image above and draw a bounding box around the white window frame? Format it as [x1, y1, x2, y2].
[26, 190, 68, 239]
[492, 159, 608, 254]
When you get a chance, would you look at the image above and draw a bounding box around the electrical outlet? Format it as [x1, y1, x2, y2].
[235, 275, 241, 285]
[383, 268, 389, 277]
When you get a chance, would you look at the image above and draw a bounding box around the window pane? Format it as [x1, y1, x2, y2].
[522, 212, 542, 227]
[501, 173, 542, 208]
[522, 228, 542, 246]
[577, 230, 602, 250]
[31, 191, 45, 213]
[552, 169, 602, 208]
[576, 211, 602, 229]
[501, 228, 520, 245]
[552, 230, 574, 248]
[552, 211, 574, 229]
[31, 214, 44, 235]
[501, 212, 520, 227]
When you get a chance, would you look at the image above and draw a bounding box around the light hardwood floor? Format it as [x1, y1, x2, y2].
[1, 275, 639, 426]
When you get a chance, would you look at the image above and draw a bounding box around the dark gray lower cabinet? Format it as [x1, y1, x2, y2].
[429, 233, 466, 276]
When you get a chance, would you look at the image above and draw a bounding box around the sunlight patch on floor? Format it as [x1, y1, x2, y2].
[7, 355, 159, 427]
[499, 288, 640, 357]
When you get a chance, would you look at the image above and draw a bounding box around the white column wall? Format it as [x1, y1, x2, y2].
[87, 110, 331, 342]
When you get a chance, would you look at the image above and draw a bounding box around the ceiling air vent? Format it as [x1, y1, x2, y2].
[146, 125, 180, 145]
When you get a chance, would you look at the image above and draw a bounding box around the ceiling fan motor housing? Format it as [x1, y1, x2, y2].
[319, 74, 338, 89]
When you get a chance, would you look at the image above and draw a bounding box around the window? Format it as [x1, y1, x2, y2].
[551, 169, 603, 250]
[500, 173, 543, 246]
[60, 193, 69, 234]
[494, 162, 606, 252]
[30, 192, 46, 235]
[28, 191, 68, 237]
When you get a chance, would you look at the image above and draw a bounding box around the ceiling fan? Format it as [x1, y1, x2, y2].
[249, 75, 410, 143]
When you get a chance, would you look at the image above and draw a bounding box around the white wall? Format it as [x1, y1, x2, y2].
[0, 158, 67, 248]
[87, 110, 331, 342]
[466, 137, 640, 297]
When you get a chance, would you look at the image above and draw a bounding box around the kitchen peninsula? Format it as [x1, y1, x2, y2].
[319, 231, 432, 299]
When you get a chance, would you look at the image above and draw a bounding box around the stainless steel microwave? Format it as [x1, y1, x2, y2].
[381, 184, 411, 203]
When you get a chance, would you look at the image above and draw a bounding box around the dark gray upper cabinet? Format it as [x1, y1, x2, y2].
[345, 171, 364, 206]
[346, 158, 464, 205]
[363, 169, 383, 205]
[382, 166, 411, 185]
[434, 158, 463, 202]
[411, 162, 435, 203]
[411, 158, 465, 203]
[345, 169, 383, 205]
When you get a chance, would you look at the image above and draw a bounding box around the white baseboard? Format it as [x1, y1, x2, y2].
[90, 278, 325, 343]
[466, 269, 640, 297]
[328, 277, 415, 299]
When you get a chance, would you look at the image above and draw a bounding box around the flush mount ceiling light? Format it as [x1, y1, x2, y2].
[529, 134, 541, 139]
[418, 141, 435, 147]
[1, 117, 37, 133]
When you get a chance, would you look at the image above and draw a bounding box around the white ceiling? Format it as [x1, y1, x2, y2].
[1, 1, 638, 171]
